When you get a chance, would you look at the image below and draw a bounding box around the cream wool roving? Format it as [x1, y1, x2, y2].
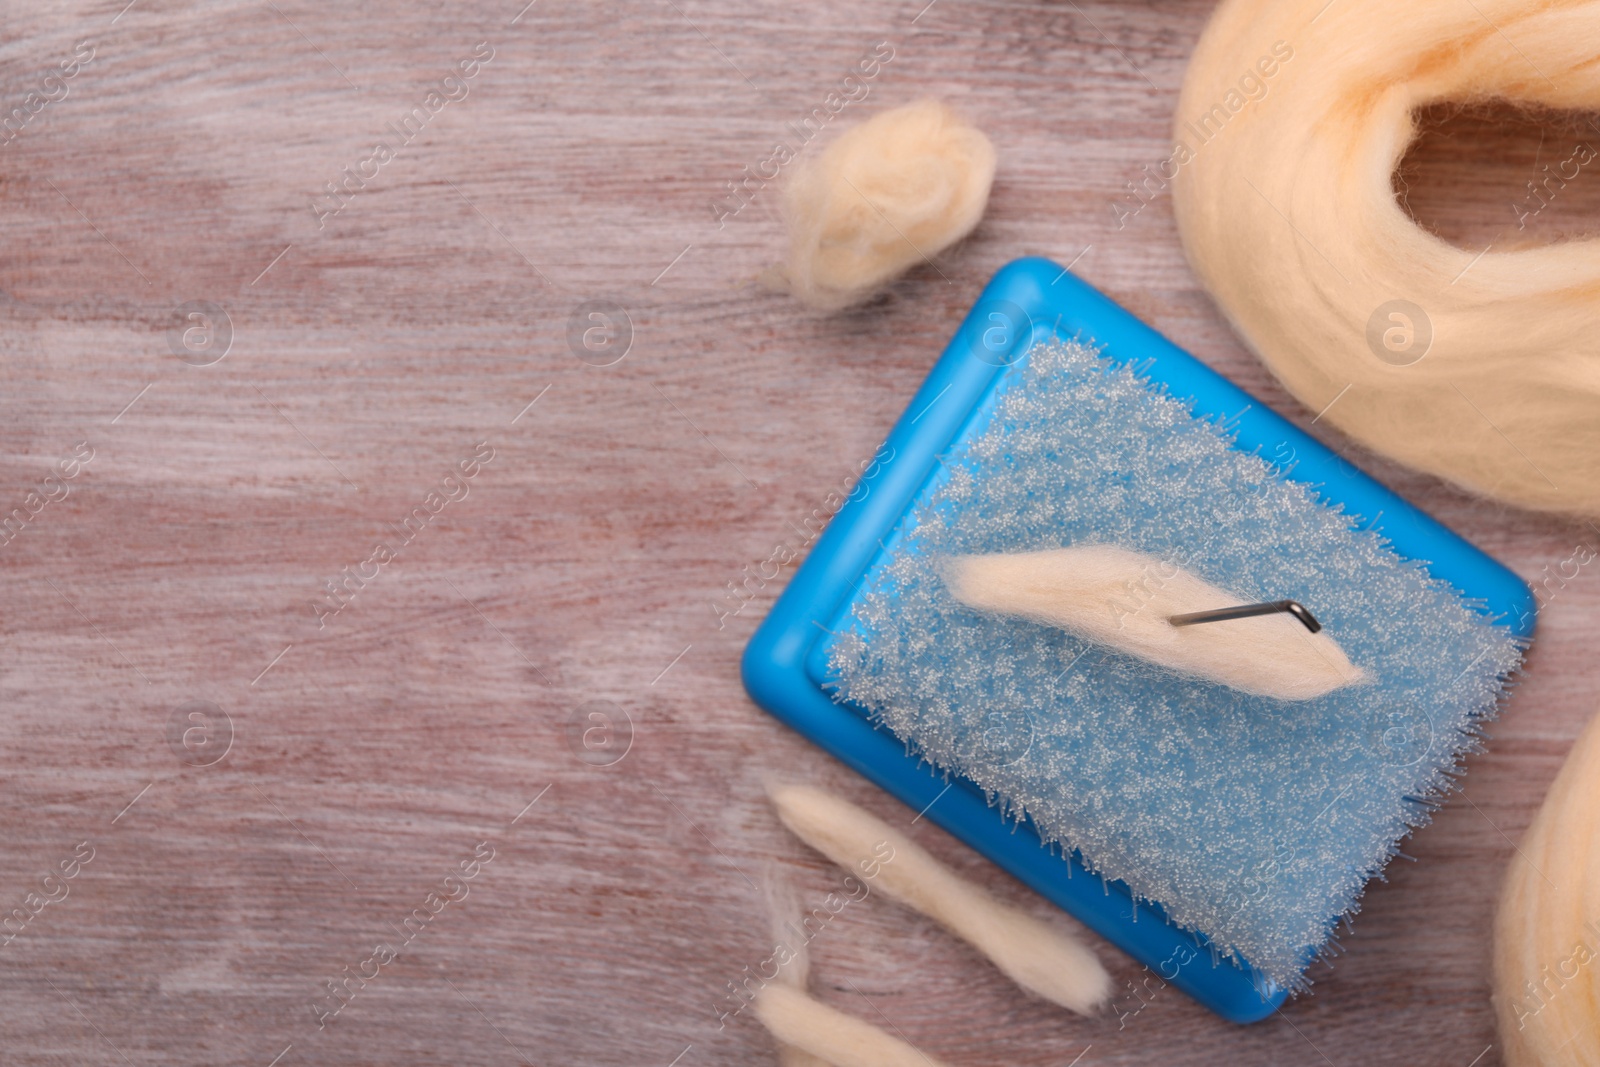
[1493, 709, 1600, 1067]
[754, 984, 953, 1067]
[943, 545, 1366, 701]
[759, 874, 909, 1067]
[763, 877, 833, 1067]
[1171, 0, 1600, 514]
[781, 98, 995, 310]
[769, 782, 1111, 1015]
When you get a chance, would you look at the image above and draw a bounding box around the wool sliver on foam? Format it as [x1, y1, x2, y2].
[943, 545, 1365, 701]
[828, 338, 1523, 990]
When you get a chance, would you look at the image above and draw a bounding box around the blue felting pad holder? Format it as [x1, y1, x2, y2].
[741, 257, 1534, 1023]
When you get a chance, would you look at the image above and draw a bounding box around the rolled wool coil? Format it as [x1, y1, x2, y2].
[1172, 0, 1600, 514]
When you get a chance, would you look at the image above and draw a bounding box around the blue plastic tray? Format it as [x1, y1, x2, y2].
[741, 257, 1535, 1023]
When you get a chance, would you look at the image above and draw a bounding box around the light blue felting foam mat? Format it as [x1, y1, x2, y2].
[742, 258, 1534, 1022]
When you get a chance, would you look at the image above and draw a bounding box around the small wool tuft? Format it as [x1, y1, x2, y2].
[943, 545, 1367, 701]
[781, 98, 995, 310]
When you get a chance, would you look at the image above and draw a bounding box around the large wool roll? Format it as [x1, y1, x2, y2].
[1493, 708, 1600, 1067]
[1171, 0, 1600, 514]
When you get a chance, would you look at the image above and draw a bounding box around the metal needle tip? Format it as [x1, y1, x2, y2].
[1168, 599, 1322, 634]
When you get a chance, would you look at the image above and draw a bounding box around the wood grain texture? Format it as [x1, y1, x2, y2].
[0, 1, 1595, 1064]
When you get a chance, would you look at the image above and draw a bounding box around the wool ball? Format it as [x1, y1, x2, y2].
[781, 98, 995, 310]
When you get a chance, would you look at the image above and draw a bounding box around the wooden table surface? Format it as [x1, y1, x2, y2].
[3, 2, 1596, 1064]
